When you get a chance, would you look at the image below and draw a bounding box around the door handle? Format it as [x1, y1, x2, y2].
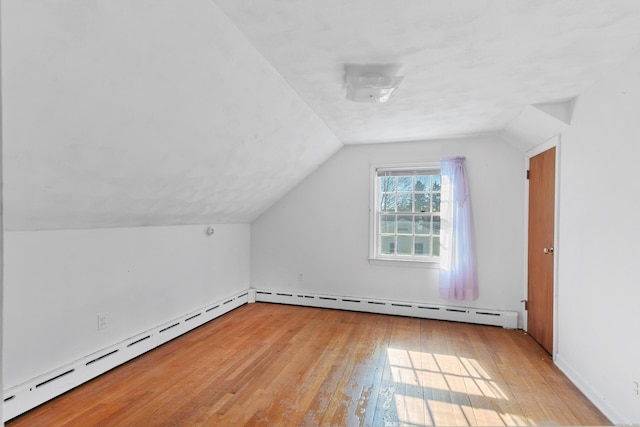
[543, 247, 554, 254]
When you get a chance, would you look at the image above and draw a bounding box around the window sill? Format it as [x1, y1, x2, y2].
[368, 257, 440, 269]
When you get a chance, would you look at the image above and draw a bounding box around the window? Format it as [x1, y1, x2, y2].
[370, 164, 441, 264]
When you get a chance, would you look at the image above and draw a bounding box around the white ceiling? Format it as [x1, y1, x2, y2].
[213, 0, 640, 143]
[3, 0, 640, 230]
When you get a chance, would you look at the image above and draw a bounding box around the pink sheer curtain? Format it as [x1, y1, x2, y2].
[439, 157, 478, 301]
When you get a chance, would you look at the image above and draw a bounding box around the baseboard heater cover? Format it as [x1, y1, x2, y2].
[254, 289, 518, 329]
[4, 289, 518, 421]
[3, 290, 250, 422]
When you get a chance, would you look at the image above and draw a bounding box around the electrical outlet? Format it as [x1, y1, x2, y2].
[633, 379, 639, 397]
[97, 314, 108, 331]
[297, 273, 304, 282]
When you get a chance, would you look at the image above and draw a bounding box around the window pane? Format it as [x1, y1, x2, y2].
[381, 236, 395, 255]
[414, 176, 429, 192]
[415, 236, 430, 256]
[397, 193, 412, 212]
[414, 193, 430, 213]
[380, 215, 396, 234]
[397, 215, 413, 234]
[397, 176, 412, 192]
[380, 176, 396, 192]
[432, 192, 441, 212]
[397, 236, 412, 255]
[375, 169, 441, 261]
[415, 215, 431, 234]
[431, 175, 441, 192]
[380, 193, 396, 212]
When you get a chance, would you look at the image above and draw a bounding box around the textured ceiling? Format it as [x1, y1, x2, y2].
[213, 0, 640, 143]
[3, 0, 640, 230]
[2, 0, 342, 230]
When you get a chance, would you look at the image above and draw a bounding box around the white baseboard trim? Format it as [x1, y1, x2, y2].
[254, 289, 518, 329]
[555, 353, 629, 425]
[2, 289, 250, 422]
[2, 288, 519, 422]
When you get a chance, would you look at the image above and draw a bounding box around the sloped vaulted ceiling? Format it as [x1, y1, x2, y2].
[3, 0, 640, 231]
[1, 0, 342, 231]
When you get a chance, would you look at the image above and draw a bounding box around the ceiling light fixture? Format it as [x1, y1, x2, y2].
[345, 64, 404, 104]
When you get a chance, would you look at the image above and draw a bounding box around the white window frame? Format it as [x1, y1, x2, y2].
[369, 162, 441, 268]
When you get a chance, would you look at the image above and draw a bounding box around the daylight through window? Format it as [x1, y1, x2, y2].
[374, 167, 441, 261]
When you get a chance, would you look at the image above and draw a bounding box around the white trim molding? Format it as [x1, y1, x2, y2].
[556, 353, 628, 425]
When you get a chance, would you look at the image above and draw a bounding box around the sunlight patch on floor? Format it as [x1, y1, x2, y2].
[388, 349, 508, 400]
[387, 348, 535, 426]
[395, 394, 433, 426]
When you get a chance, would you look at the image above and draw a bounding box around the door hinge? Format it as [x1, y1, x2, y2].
[526, 170, 530, 180]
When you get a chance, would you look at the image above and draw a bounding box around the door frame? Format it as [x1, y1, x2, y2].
[523, 135, 561, 359]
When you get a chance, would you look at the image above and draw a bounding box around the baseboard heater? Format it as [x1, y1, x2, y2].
[2, 290, 249, 422]
[254, 289, 518, 329]
[4, 288, 517, 421]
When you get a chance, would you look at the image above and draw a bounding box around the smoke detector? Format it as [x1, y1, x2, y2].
[345, 64, 404, 103]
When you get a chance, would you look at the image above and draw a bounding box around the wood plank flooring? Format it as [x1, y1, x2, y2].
[7, 303, 610, 426]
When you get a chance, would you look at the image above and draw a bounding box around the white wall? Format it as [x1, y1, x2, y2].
[3, 224, 250, 389]
[555, 52, 640, 424]
[252, 137, 526, 318]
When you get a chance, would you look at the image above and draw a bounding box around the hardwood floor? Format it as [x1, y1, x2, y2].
[7, 303, 610, 426]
